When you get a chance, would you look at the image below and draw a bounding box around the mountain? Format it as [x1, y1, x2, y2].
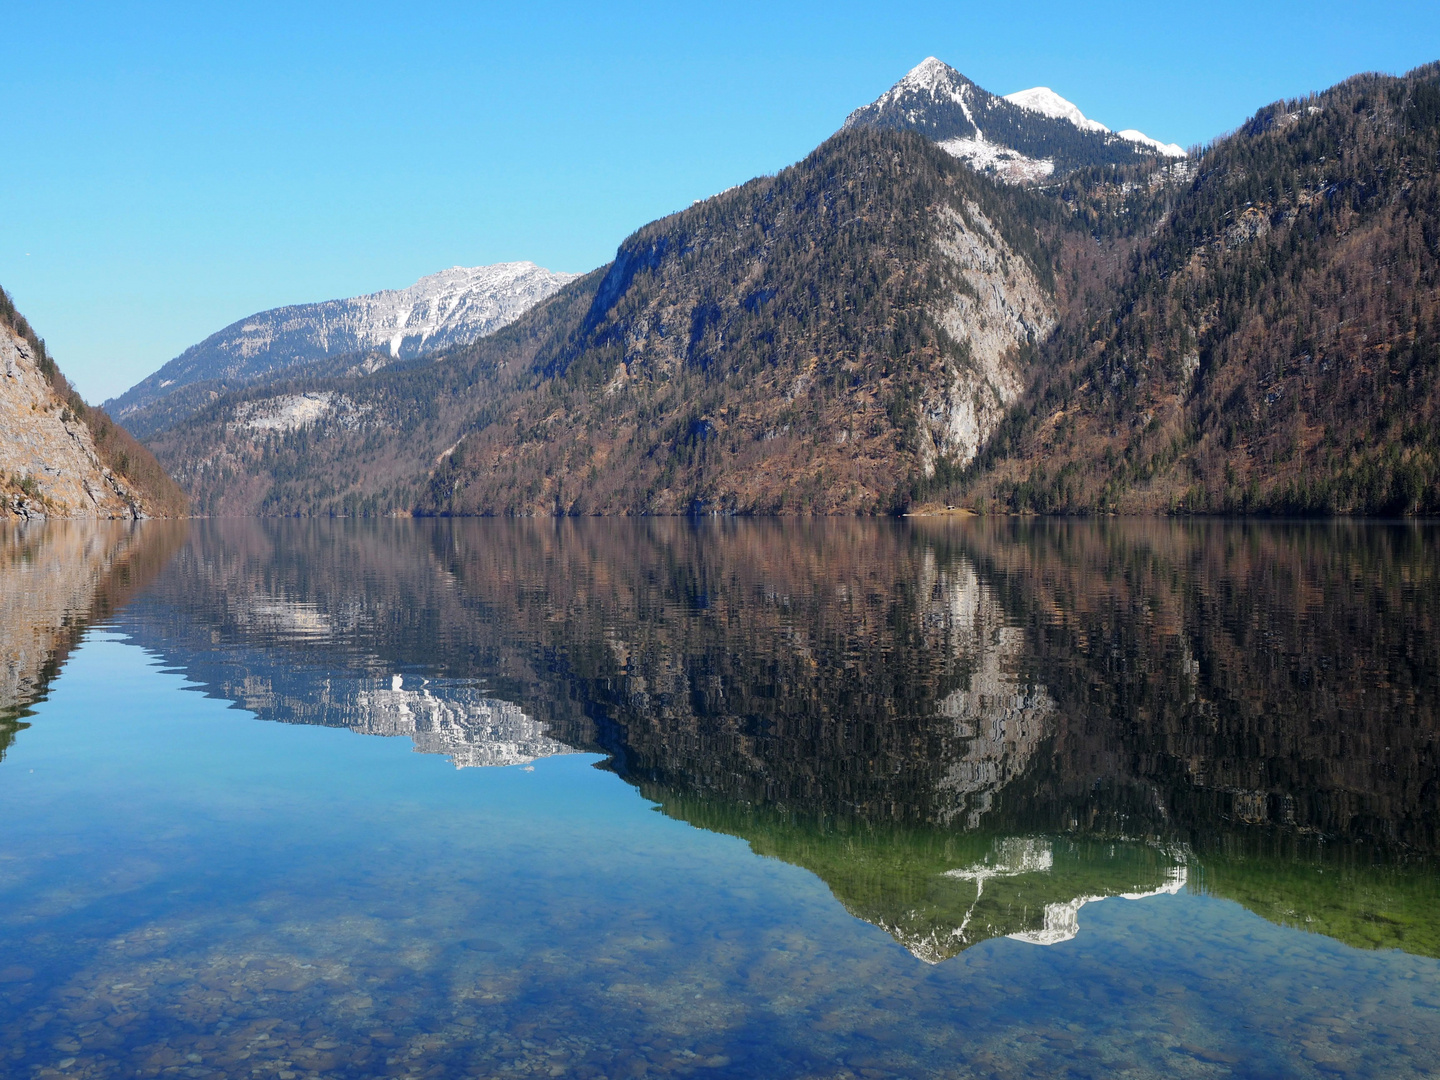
[105, 261, 578, 435]
[842, 57, 1184, 182]
[133, 61, 1440, 518]
[1, 289, 186, 518]
[938, 63, 1440, 515]
[146, 126, 1083, 516]
[1001, 86, 1112, 134]
[1002, 85, 1186, 156]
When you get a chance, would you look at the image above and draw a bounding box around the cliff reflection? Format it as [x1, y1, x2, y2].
[946, 518, 1440, 957]
[948, 518, 1439, 852]
[0, 519, 185, 760]
[111, 518, 1440, 960]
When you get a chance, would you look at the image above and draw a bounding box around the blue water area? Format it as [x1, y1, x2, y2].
[0, 518, 1438, 1079]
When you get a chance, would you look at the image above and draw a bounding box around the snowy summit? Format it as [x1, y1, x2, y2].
[1002, 87, 1110, 134]
[845, 58, 1188, 181]
[1004, 85, 1186, 156]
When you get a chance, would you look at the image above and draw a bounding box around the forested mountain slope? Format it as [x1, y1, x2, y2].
[140, 63, 1440, 518]
[148, 128, 1091, 515]
[147, 275, 603, 517]
[423, 128, 1068, 515]
[941, 63, 1440, 515]
[1, 290, 186, 519]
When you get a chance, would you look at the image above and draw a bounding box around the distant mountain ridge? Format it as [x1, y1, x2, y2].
[106, 261, 578, 425]
[843, 57, 1184, 181]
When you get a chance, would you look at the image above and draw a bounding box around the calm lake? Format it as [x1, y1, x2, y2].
[1, 518, 1437, 1079]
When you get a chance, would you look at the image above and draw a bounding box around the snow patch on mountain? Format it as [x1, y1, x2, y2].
[354, 262, 580, 359]
[885, 56, 973, 110]
[843, 57, 985, 144]
[845, 58, 1187, 183]
[936, 138, 1055, 183]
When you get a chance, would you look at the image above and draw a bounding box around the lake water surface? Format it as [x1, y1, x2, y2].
[1, 518, 1437, 1079]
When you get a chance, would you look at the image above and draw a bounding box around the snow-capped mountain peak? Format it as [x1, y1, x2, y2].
[345, 261, 577, 359]
[1003, 87, 1110, 134]
[873, 56, 978, 115]
[900, 56, 967, 95]
[1006, 86, 1185, 157]
[846, 58, 1189, 182]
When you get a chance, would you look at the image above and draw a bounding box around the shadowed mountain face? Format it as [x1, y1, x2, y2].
[96, 519, 1440, 960]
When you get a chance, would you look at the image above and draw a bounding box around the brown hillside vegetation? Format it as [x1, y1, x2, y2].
[150, 128, 1114, 516]
[940, 64, 1440, 515]
[147, 274, 607, 516]
[137, 64, 1439, 517]
[424, 128, 1071, 515]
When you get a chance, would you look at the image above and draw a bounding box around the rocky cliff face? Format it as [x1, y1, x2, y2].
[944, 64, 1440, 515]
[919, 201, 1056, 474]
[1, 288, 187, 520]
[1, 327, 159, 518]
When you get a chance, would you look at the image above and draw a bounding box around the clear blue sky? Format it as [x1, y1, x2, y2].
[5, 0, 1438, 402]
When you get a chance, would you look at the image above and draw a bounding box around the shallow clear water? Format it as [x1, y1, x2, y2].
[1, 518, 1437, 1079]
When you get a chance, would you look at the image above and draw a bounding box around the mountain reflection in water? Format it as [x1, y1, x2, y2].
[0, 519, 185, 758]
[51, 516, 1428, 964]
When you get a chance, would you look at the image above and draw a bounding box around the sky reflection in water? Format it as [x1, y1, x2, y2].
[0, 518, 1437, 1080]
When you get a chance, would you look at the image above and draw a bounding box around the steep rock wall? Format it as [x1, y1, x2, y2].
[0, 328, 147, 518]
[920, 202, 1057, 474]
